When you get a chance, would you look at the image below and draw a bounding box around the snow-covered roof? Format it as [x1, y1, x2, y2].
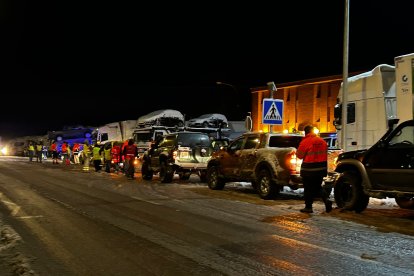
[137, 109, 184, 122]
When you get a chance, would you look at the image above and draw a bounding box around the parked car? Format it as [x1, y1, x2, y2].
[136, 109, 184, 128]
[206, 132, 304, 199]
[141, 131, 213, 183]
[187, 113, 228, 128]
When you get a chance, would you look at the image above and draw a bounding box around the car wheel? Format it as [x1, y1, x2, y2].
[202, 122, 209, 128]
[206, 166, 225, 190]
[141, 161, 153, 180]
[159, 162, 174, 183]
[177, 121, 184, 127]
[334, 171, 369, 213]
[179, 172, 191, 180]
[256, 169, 279, 200]
[395, 196, 414, 209]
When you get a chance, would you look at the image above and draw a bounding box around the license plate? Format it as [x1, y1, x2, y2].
[180, 151, 189, 159]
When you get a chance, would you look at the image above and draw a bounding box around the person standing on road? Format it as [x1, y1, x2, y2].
[50, 141, 59, 164]
[35, 141, 43, 163]
[28, 142, 35, 162]
[123, 139, 138, 180]
[296, 125, 332, 213]
[82, 140, 92, 172]
[73, 143, 80, 164]
[92, 143, 103, 172]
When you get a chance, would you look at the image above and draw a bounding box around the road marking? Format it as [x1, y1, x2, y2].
[131, 196, 161, 205]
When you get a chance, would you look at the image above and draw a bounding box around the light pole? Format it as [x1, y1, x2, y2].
[216, 81, 242, 119]
[341, 0, 350, 152]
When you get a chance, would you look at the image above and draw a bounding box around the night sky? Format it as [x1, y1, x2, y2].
[1, 1, 414, 140]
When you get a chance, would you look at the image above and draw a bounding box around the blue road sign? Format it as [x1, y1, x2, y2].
[262, 99, 283, 125]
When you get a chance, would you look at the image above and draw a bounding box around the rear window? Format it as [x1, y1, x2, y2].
[177, 133, 211, 147]
[268, 136, 302, 148]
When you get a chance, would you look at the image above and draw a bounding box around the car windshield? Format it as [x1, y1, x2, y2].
[268, 136, 302, 148]
[134, 132, 153, 143]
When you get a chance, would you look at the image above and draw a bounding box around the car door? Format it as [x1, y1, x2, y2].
[364, 122, 414, 191]
[219, 136, 245, 177]
[239, 135, 261, 178]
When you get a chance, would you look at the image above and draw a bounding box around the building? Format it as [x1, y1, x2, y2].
[250, 73, 359, 133]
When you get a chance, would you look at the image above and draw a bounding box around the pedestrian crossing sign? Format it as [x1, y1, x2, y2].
[262, 99, 283, 125]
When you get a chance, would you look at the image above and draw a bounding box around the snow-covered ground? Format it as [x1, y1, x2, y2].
[236, 182, 399, 208]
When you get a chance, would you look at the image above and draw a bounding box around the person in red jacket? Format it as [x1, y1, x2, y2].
[296, 125, 332, 213]
[122, 139, 138, 180]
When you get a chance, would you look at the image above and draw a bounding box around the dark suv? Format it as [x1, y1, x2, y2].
[333, 119, 414, 212]
[141, 132, 213, 183]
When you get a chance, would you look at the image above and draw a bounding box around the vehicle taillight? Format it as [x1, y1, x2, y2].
[286, 152, 302, 173]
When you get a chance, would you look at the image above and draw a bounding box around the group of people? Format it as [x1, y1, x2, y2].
[32, 139, 139, 180]
[26, 141, 48, 162]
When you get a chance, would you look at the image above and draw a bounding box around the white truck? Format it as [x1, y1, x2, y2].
[334, 53, 414, 150]
[94, 120, 137, 144]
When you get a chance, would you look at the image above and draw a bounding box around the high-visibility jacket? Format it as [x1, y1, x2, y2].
[50, 143, 57, 152]
[297, 133, 328, 174]
[83, 143, 91, 154]
[124, 144, 137, 160]
[93, 146, 102, 160]
[104, 148, 111, 160]
[28, 145, 34, 151]
[111, 145, 121, 163]
[36, 144, 42, 152]
[61, 143, 68, 153]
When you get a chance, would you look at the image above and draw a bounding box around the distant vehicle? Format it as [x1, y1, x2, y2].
[136, 109, 184, 128]
[320, 132, 338, 149]
[93, 120, 136, 144]
[187, 113, 228, 128]
[48, 126, 94, 144]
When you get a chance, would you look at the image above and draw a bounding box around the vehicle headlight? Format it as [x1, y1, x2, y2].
[1, 147, 7, 155]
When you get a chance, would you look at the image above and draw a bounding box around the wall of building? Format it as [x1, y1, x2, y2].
[250, 76, 342, 133]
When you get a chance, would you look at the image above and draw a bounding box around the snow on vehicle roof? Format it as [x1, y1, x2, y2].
[194, 113, 227, 120]
[138, 109, 184, 122]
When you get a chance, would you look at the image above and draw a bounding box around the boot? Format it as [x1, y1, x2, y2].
[300, 207, 313, 213]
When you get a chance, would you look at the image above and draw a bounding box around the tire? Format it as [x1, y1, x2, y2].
[177, 121, 184, 127]
[256, 169, 279, 200]
[334, 171, 369, 213]
[141, 161, 153, 180]
[202, 122, 209, 128]
[206, 166, 225, 190]
[159, 162, 174, 183]
[395, 196, 414, 209]
[179, 172, 191, 180]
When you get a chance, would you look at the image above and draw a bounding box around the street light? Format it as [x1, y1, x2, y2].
[216, 81, 242, 119]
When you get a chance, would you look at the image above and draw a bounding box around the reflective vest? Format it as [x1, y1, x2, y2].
[104, 148, 111, 160]
[93, 146, 102, 160]
[83, 143, 91, 154]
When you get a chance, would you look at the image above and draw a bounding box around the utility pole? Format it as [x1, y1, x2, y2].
[267, 81, 277, 133]
[341, 0, 350, 151]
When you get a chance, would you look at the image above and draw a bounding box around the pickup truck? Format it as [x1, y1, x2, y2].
[206, 132, 304, 199]
[332, 119, 414, 212]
